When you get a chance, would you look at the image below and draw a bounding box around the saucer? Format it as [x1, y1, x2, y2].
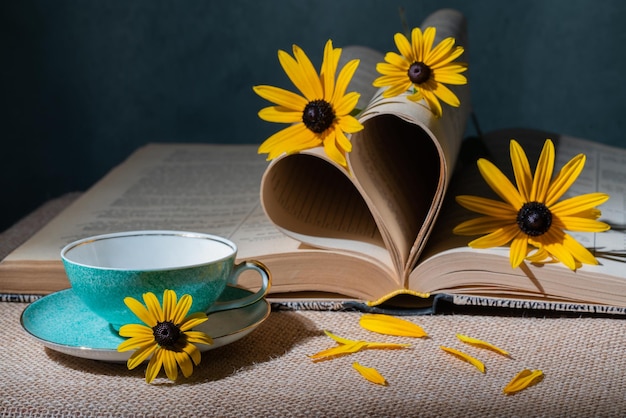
[21, 286, 270, 362]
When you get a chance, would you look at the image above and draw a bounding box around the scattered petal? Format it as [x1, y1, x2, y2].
[456, 334, 510, 357]
[359, 314, 428, 338]
[309, 341, 368, 361]
[503, 369, 544, 395]
[353, 362, 388, 386]
[440, 346, 486, 373]
[309, 330, 410, 361]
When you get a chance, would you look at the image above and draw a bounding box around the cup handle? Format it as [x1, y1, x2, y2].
[207, 260, 271, 313]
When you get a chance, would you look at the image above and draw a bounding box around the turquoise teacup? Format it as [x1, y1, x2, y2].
[60, 230, 271, 330]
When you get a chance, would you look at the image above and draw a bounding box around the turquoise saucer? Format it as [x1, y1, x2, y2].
[21, 286, 270, 362]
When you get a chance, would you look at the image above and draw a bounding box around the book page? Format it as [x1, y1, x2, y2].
[556, 135, 626, 272]
[3, 144, 299, 263]
[348, 8, 471, 278]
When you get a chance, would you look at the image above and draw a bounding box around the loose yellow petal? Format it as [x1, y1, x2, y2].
[359, 314, 428, 338]
[456, 334, 510, 356]
[309, 341, 368, 361]
[503, 369, 544, 395]
[440, 346, 486, 373]
[352, 362, 388, 386]
[310, 330, 410, 361]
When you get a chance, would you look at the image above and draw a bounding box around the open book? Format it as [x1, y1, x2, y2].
[2, 9, 625, 314]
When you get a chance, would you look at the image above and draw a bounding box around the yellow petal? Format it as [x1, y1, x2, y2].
[440, 346, 486, 373]
[359, 314, 428, 338]
[171, 293, 192, 325]
[545, 153, 586, 206]
[258, 106, 303, 124]
[477, 158, 524, 209]
[309, 341, 368, 361]
[185, 330, 214, 346]
[143, 292, 164, 324]
[313, 330, 410, 361]
[510, 139, 533, 201]
[145, 348, 164, 384]
[509, 234, 530, 268]
[394, 31, 414, 61]
[503, 369, 544, 395]
[456, 334, 510, 356]
[332, 58, 360, 104]
[530, 139, 555, 202]
[320, 39, 338, 100]
[162, 289, 177, 322]
[116, 335, 155, 353]
[453, 216, 513, 236]
[123, 296, 157, 328]
[323, 330, 356, 345]
[117, 323, 153, 339]
[162, 349, 178, 382]
[365, 341, 412, 350]
[253, 85, 308, 110]
[125, 342, 157, 370]
[179, 312, 209, 332]
[467, 224, 521, 249]
[174, 350, 194, 378]
[352, 362, 388, 386]
[550, 192, 610, 217]
[455, 195, 518, 218]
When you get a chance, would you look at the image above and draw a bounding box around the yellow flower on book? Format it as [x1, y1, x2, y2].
[454, 139, 610, 270]
[309, 330, 410, 361]
[503, 369, 544, 395]
[359, 313, 428, 338]
[440, 346, 486, 373]
[456, 334, 510, 357]
[373, 26, 467, 118]
[117, 289, 213, 384]
[352, 362, 388, 386]
[253, 40, 363, 169]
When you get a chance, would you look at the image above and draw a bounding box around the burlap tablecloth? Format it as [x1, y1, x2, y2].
[1, 194, 625, 417]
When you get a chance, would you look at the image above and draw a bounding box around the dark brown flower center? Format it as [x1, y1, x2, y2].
[302, 99, 335, 134]
[407, 62, 432, 84]
[517, 202, 552, 236]
[153, 321, 181, 348]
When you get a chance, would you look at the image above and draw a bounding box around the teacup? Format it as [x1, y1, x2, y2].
[60, 230, 271, 330]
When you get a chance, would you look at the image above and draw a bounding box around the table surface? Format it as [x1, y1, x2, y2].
[1, 194, 625, 417]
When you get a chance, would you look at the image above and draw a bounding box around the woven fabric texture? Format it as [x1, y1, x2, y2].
[3, 300, 625, 417]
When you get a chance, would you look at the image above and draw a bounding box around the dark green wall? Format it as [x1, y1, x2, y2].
[2, 0, 625, 231]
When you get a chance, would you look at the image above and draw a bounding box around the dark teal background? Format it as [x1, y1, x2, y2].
[2, 0, 625, 231]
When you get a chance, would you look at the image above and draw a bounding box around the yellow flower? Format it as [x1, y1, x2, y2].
[359, 313, 428, 338]
[373, 26, 467, 118]
[117, 289, 213, 383]
[253, 40, 363, 168]
[503, 369, 544, 395]
[456, 334, 510, 357]
[454, 139, 610, 270]
[440, 346, 486, 373]
[352, 362, 388, 386]
[309, 330, 410, 361]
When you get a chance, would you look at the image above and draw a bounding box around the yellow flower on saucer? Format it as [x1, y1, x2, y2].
[373, 26, 467, 118]
[117, 289, 213, 383]
[253, 39, 363, 168]
[454, 139, 610, 270]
